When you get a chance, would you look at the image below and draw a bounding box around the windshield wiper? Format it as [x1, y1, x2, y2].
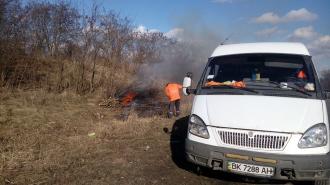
[205, 84, 259, 94]
[266, 81, 312, 97]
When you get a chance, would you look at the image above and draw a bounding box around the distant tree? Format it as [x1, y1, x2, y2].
[25, 1, 80, 57]
[131, 32, 168, 66]
[0, 0, 29, 87]
[0, 0, 6, 26]
[80, 2, 101, 92]
[25, 1, 52, 55]
[51, 1, 80, 57]
[99, 11, 133, 64]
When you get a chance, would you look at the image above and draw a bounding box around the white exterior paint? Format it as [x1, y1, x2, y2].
[188, 95, 329, 155]
[211, 42, 310, 57]
[200, 95, 323, 134]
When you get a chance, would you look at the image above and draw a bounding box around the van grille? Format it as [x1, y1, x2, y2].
[217, 128, 290, 150]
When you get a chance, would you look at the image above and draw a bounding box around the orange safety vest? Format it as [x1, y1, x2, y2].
[165, 83, 182, 101]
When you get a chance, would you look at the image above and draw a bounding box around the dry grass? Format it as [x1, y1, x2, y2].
[0, 88, 190, 185]
[1, 88, 297, 185]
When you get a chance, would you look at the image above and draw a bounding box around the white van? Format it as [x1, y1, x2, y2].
[183, 42, 330, 183]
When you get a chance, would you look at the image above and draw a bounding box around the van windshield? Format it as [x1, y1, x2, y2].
[200, 54, 318, 98]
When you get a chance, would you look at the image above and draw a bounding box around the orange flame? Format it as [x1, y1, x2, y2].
[121, 92, 137, 106]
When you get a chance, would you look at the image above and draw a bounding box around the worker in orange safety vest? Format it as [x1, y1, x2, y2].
[164, 83, 183, 118]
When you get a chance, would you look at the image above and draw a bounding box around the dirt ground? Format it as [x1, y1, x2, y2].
[0, 89, 314, 185]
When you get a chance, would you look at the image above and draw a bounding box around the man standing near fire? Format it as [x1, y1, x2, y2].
[164, 82, 182, 118]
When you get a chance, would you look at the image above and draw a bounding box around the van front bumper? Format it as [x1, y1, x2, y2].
[186, 139, 330, 181]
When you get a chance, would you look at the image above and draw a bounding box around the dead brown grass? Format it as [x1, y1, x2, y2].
[1, 88, 285, 185]
[0, 88, 188, 185]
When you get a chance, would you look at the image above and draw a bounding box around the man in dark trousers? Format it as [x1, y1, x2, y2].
[164, 83, 182, 118]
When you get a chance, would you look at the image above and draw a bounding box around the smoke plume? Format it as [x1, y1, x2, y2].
[138, 13, 223, 86]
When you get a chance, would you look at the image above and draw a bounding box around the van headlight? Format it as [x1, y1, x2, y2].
[188, 115, 209, 139]
[298, 123, 328, 148]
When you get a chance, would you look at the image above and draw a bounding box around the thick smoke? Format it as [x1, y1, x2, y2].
[138, 13, 223, 86]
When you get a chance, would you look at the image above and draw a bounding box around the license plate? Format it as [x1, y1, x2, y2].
[227, 161, 275, 177]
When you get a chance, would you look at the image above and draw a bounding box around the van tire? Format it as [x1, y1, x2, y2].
[195, 166, 202, 176]
[314, 179, 330, 185]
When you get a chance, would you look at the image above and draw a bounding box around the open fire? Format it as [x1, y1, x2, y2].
[120, 92, 138, 106]
[100, 87, 168, 120]
[119, 88, 168, 120]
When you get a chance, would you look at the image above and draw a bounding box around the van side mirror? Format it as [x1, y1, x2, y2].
[183, 72, 195, 95]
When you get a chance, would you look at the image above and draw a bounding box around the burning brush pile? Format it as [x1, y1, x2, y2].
[99, 86, 168, 120]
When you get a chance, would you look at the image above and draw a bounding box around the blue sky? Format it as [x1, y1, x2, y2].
[78, 0, 330, 35]
[77, 0, 330, 72]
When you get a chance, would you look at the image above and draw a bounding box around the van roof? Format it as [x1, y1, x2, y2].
[211, 42, 310, 57]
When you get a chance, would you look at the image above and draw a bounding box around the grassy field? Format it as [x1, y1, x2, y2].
[0, 88, 313, 185]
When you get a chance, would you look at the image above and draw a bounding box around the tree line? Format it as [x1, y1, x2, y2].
[0, 0, 175, 97]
